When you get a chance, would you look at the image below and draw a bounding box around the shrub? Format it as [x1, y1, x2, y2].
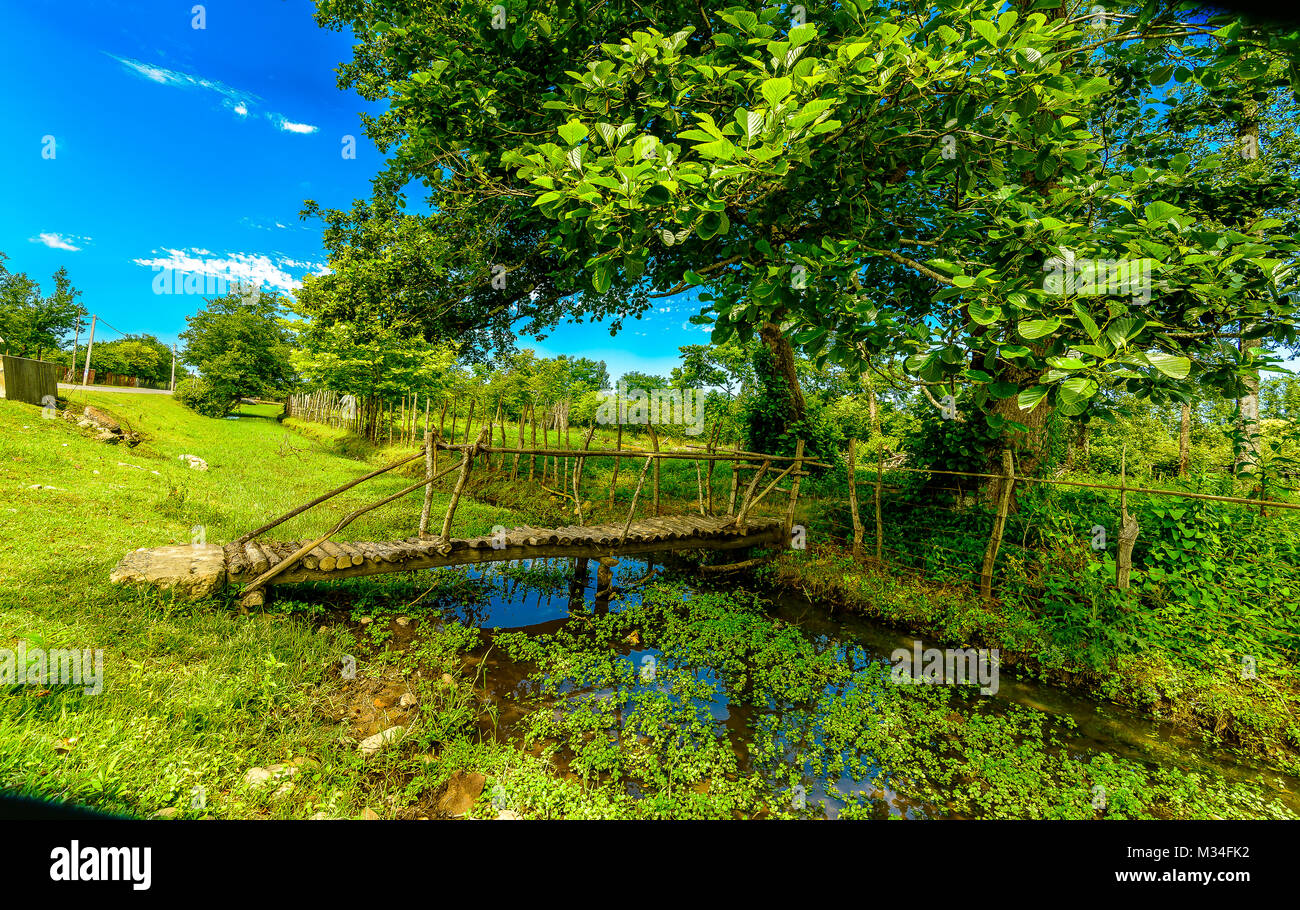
[174, 377, 234, 418]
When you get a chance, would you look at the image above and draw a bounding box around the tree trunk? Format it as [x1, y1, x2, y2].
[757, 320, 807, 446]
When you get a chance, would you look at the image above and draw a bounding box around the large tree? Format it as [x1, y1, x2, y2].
[180, 293, 295, 404]
[315, 0, 1300, 468]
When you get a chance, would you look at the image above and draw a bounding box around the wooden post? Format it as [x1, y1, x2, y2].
[465, 398, 475, 446]
[874, 448, 884, 562]
[727, 446, 741, 515]
[705, 424, 719, 515]
[979, 449, 1015, 599]
[513, 408, 525, 479]
[620, 456, 654, 544]
[541, 407, 550, 482]
[696, 458, 706, 516]
[574, 424, 595, 526]
[648, 422, 661, 517]
[848, 438, 864, 557]
[734, 459, 771, 529]
[529, 404, 537, 480]
[784, 440, 805, 536]
[441, 428, 485, 540]
[438, 399, 447, 437]
[1117, 447, 1139, 589]
[419, 430, 435, 537]
[608, 417, 623, 508]
[493, 401, 504, 471]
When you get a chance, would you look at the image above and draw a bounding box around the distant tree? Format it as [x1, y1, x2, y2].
[0, 257, 82, 360]
[180, 293, 294, 408]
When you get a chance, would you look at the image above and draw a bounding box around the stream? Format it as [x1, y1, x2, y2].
[367, 555, 1300, 819]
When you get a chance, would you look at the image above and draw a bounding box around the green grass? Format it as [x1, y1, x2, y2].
[0, 391, 525, 818]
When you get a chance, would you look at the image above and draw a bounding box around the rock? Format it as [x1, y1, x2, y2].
[110, 544, 227, 600]
[358, 725, 404, 758]
[309, 811, 335, 820]
[395, 616, 410, 627]
[358, 808, 381, 820]
[496, 809, 523, 820]
[273, 782, 294, 799]
[83, 406, 122, 432]
[437, 771, 486, 817]
[178, 454, 209, 471]
[359, 617, 372, 626]
[244, 763, 297, 790]
[93, 429, 119, 444]
[152, 807, 181, 819]
[399, 693, 418, 709]
[440, 673, 456, 687]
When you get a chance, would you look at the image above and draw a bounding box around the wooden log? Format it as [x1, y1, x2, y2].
[245, 542, 269, 576]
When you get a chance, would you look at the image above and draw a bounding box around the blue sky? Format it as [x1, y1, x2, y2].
[0, 0, 703, 380]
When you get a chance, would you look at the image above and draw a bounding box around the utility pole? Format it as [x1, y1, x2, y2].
[81, 314, 96, 387]
[71, 308, 82, 384]
[170, 345, 177, 392]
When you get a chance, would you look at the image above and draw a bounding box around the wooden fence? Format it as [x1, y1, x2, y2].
[0, 355, 59, 406]
[843, 441, 1300, 603]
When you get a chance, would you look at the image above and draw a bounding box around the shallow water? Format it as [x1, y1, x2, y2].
[410, 556, 1300, 818]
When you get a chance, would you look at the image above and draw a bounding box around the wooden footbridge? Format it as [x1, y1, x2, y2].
[110, 426, 821, 607]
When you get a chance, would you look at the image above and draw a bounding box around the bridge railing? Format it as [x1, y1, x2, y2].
[233, 423, 826, 601]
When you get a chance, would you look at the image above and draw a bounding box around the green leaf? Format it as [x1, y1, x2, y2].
[1143, 352, 1191, 379]
[761, 77, 792, 108]
[1018, 316, 1061, 339]
[1143, 201, 1184, 223]
[1017, 385, 1050, 412]
[558, 120, 588, 145]
[971, 20, 999, 45]
[591, 266, 612, 294]
[1056, 376, 1098, 416]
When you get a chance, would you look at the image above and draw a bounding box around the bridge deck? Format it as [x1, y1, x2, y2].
[110, 515, 786, 597]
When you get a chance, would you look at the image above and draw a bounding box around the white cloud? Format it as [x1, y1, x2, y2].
[132, 247, 326, 294]
[271, 115, 319, 135]
[30, 232, 86, 252]
[107, 53, 317, 135]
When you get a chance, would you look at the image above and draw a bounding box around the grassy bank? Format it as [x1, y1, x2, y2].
[763, 547, 1300, 777]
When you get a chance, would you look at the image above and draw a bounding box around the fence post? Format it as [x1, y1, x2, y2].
[848, 438, 864, 557]
[784, 439, 805, 537]
[608, 416, 623, 507]
[441, 427, 485, 540]
[1116, 447, 1139, 589]
[419, 431, 435, 537]
[727, 446, 740, 515]
[979, 448, 1015, 599]
[648, 422, 661, 517]
[875, 449, 884, 562]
